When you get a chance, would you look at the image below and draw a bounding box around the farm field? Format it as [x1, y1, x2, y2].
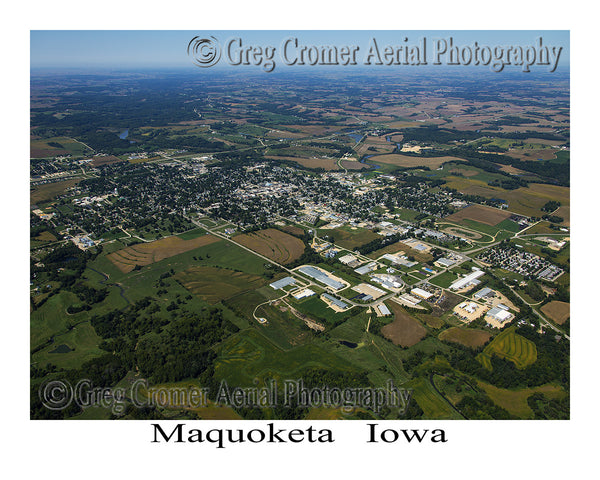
[233, 228, 304, 264]
[540, 301, 570, 325]
[477, 326, 537, 370]
[439, 327, 491, 348]
[367, 153, 465, 169]
[443, 178, 570, 218]
[30, 136, 91, 158]
[174, 266, 265, 304]
[90, 155, 125, 166]
[381, 302, 427, 348]
[31, 178, 81, 204]
[444, 204, 512, 226]
[107, 234, 221, 273]
[324, 226, 380, 250]
[265, 155, 340, 171]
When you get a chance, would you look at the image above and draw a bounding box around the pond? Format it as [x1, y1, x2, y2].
[49, 344, 73, 354]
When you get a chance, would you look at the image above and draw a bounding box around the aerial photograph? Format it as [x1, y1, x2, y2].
[30, 30, 570, 421]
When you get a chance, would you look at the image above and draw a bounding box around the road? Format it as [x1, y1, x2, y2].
[187, 210, 570, 340]
[510, 287, 570, 340]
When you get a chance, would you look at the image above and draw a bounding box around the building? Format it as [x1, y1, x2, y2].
[269, 276, 296, 290]
[435, 257, 456, 268]
[473, 287, 495, 300]
[338, 254, 358, 265]
[449, 269, 485, 291]
[381, 253, 417, 268]
[399, 294, 422, 306]
[485, 306, 513, 329]
[298, 266, 345, 290]
[377, 304, 391, 316]
[293, 289, 315, 300]
[354, 262, 378, 275]
[411, 288, 433, 300]
[322, 293, 349, 310]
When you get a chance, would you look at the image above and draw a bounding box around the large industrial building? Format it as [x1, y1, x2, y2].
[485, 306, 513, 329]
[297, 266, 345, 290]
[269, 276, 296, 290]
[322, 293, 349, 310]
[449, 269, 485, 291]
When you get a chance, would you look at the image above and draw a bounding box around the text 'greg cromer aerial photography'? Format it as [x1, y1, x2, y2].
[30, 31, 570, 421]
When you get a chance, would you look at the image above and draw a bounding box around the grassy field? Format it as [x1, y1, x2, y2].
[442, 178, 570, 218]
[233, 228, 304, 264]
[31, 179, 81, 204]
[214, 328, 359, 388]
[32, 321, 105, 370]
[254, 302, 316, 350]
[477, 326, 537, 370]
[416, 314, 445, 329]
[404, 376, 463, 419]
[429, 271, 458, 288]
[30, 136, 91, 158]
[175, 266, 265, 304]
[439, 327, 491, 348]
[323, 226, 380, 250]
[540, 301, 570, 325]
[478, 381, 567, 419]
[30, 290, 108, 369]
[292, 295, 356, 325]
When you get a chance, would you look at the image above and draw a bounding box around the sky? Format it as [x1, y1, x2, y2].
[30, 30, 569, 73]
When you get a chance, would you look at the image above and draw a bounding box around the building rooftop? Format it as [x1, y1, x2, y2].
[269, 276, 296, 290]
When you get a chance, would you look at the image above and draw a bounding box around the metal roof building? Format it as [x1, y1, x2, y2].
[298, 266, 345, 290]
[354, 262, 378, 275]
[474, 287, 494, 299]
[322, 293, 349, 310]
[411, 287, 434, 300]
[487, 306, 512, 322]
[450, 270, 485, 291]
[269, 276, 296, 290]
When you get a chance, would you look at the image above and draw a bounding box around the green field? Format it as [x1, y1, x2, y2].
[477, 326, 537, 370]
[30, 291, 106, 369]
[175, 266, 266, 304]
[292, 295, 356, 324]
[477, 381, 566, 419]
[322, 226, 380, 250]
[429, 271, 458, 288]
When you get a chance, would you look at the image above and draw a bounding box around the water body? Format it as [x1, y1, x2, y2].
[87, 267, 131, 306]
[347, 133, 363, 143]
[360, 154, 381, 171]
[119, 129, 129, 140]
[339, 340, 358, 349]
[49, 344, 73, 354]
